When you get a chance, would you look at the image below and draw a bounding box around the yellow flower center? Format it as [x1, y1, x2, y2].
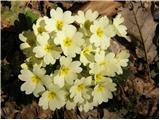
[60, 66, 70, 75]
[44, 44, 54, 53]
[95, 74, 102, 82]
[99, 60, 107, 66]
[31, 75, 41, 84]
[96, 27, 104, 38]
[48, 91, 56, 99]
[77, 84, 85, 92]
[83, 48, 90, 56]
[97, 84, 105, 92]
[56, 20, 64, 30]
[63, 37, 72, 47]
[37, 27, 45, 35]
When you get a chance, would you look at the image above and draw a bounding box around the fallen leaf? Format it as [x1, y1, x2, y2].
[123, 76, 159, 117]
[16, 101, 54, 119]
[133, 77, 158, 98]
[64, 110, 78, 119]
[78, 1, 122, 16]
[103, 109, 121, 119]
[110, 39, 126, 54]
[121, 2, 157, 64]
[1, 101, 19, 119]
[79, 109, 98, 119]
[59, 1, 74, 9]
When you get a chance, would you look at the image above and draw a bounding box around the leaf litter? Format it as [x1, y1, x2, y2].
[1, 1, 159, 119]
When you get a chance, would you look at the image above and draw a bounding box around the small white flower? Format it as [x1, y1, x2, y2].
[78, 100, 95, 112]
[90, 16, 111, 49]
[94, 70, 107, 84]
[66, 98, 77, 110]
[19, 30, 36, 57]
[18, 64, 46, 97]
[54, 56, 82, 87]
[89, 51, 118, 77]
[80, 45, 94, 66]
[76, 9, 98, 29]
[39, 85, 66, 111]
[54, 25, 84, 57]
[33, 33, 61, 65]
[70, 77, 92, 104]
[113, 14, 127, 38]
[33, 16, 48, 37]
[115, 50, 130, 74]
[92, 78, 116, 105]
[45, 7, 74, 32]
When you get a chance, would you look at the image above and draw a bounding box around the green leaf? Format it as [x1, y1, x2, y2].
[24, 8, 38, 26]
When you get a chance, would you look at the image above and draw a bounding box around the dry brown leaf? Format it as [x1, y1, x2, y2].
[110, 39, 126, 54]
[59, 1, 74, 9]
[123, 76, 158, 116]
[79, 109, 98, 119]
[79, 1, 122, 16]
[121, 2, 157, 64]
[64, 110, 78, 119]
[17, 101, 53, 119]
[1, 101, 19, 119]
[133, 77, 158, 98]
[103, 109, 121, 119]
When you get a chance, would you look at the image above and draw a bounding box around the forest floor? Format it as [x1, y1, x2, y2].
[1, 1, 159, 119]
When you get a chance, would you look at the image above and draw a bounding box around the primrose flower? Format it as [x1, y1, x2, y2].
[18, 7, 129, 112]
[54, 25, 84, 57]
[18, 64, 46, 97]
[78, 100, 96, 112]
[33, 16, 48, 37]
[39, 85, 66, 111]
[76, 9, 98, 29]
[54, 56, 82, 87]
[66, 97, 77, 110]
[113, 14, 127, 38]
[33, 33, 61, 65]
[80, 45, 94, 66]
[45, 7, 74, 32]
[115, 50, 130, 74]
[19, 30, 36, 57]
[70, 76, 92, 104]
[94, 69, 108, 84]
[89, 51, 118, 77]
[90, 16, 111, 49]
[92, 78, 116, 105]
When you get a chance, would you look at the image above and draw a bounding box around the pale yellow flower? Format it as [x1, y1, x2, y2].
[33, 16, 48, 37]
[18, 64, 46, 97]
[33, 33, 61, 65]
[89, 51, 118, 77]
[54, 56, 82, 87]
[113, 14, 127, 38]
[80, 45, 94, 66]
[45, 7, 74, 32]
[92, 78, 116, 105]
[115, 50, 130, 74]
[90, 16, 111, 49]
[70, 77, 92, 104]
[54, 25, 84, 57]
[39, 85, 66, 110]
[19, 30, 36, 57]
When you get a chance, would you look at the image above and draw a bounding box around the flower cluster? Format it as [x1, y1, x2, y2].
[18, 7, 129, 112]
